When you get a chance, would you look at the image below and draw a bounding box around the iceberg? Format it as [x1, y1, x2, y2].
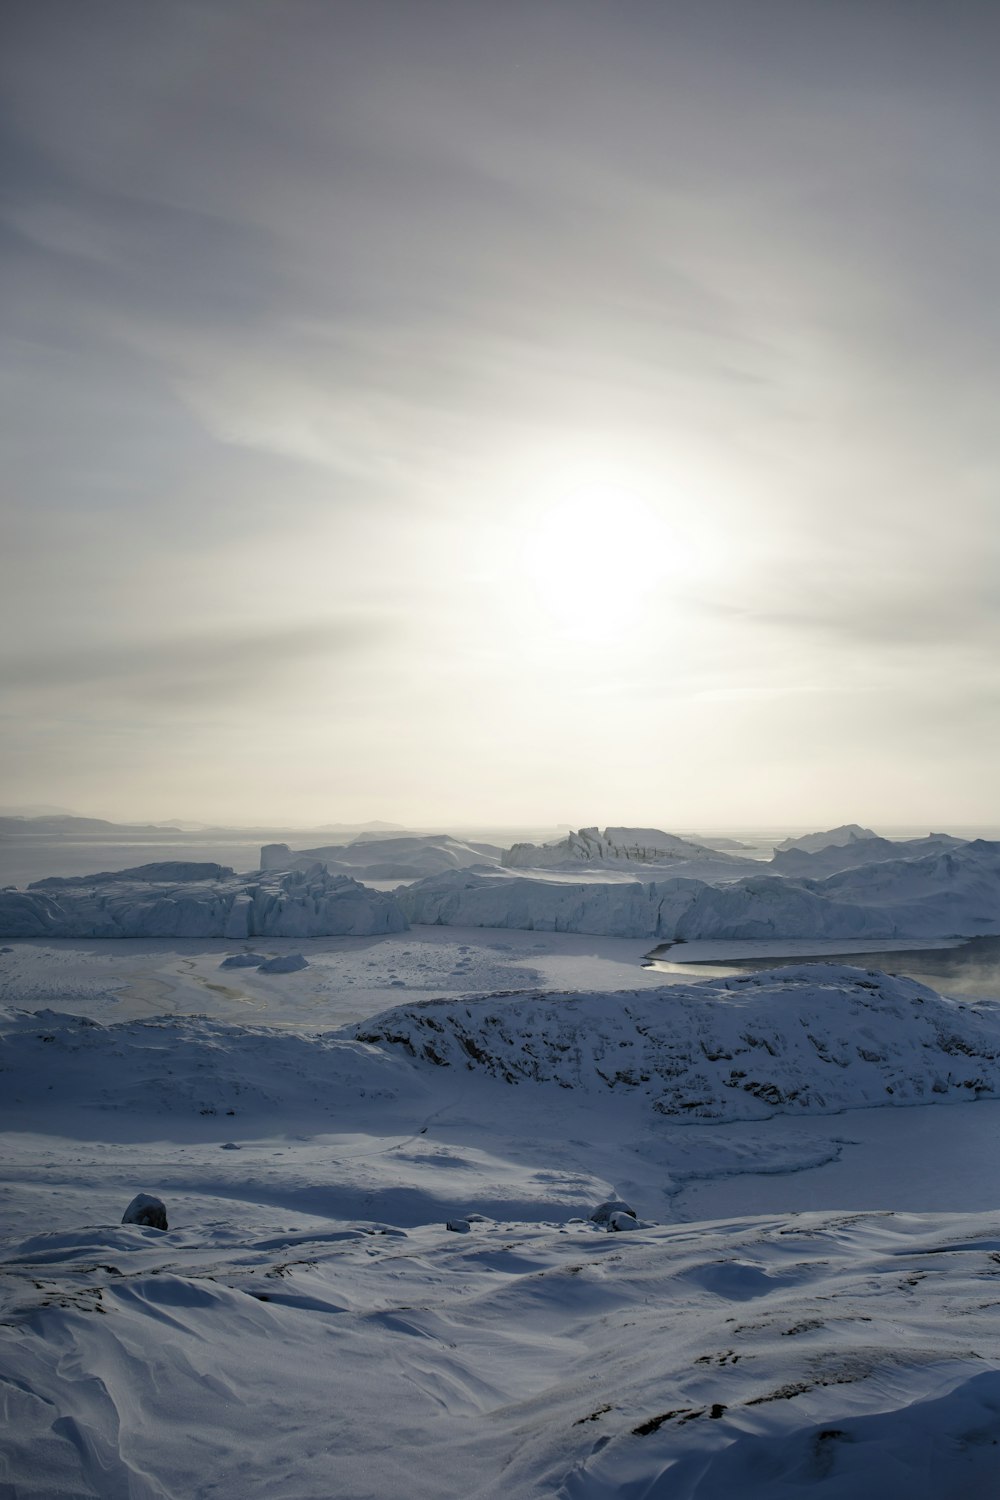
[0, 864, 408, 939]
[398, 841, 1000, 942]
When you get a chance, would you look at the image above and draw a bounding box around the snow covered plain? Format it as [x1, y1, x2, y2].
[4, 933, 1000, 1495]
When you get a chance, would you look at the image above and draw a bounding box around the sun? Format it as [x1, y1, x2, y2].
[517, 481, 683, 641]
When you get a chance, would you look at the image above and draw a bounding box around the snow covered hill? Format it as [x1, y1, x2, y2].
[5, 963, 997, 1127]
[0, 864, 408, 939]
[357, 964, 1000, 1120]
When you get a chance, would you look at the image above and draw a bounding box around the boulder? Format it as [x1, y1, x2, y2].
[122, 1193, 168, 1230]
[589, 1200, 637, 1227]
[258, 953, 309, 974]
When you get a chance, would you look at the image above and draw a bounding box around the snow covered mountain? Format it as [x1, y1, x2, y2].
[0, 864, 408, 939]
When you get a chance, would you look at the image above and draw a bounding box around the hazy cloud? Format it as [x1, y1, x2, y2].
[3, 0, 999, 824]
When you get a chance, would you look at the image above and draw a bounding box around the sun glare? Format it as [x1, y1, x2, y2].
[518, 482, 690, 642]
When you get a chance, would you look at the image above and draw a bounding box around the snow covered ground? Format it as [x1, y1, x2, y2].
[4, 925, 1000, 1496]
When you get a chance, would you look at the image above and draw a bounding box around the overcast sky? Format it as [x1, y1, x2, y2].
[2, 0, 998, 829]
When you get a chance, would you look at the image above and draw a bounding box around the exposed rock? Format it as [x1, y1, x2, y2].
[122, 1193, 168, 1230]
[590, 1200, 637, 1227]
[219, 953, 268, 969]
[258, 953, 309, 974]
[446, 1219, 471, 1233]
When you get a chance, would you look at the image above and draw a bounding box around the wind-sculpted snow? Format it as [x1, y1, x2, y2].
[5, 1206, 1000, 1500]
[0, 864, 408, 939]
[399, 841, 1000, 940]
[357, 965, 1000, 1120]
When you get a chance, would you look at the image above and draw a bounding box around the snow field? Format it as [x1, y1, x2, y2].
[4, 1208, 1000, 1498]
[4, 932, 1000, 1495]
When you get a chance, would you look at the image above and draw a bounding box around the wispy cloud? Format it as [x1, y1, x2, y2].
[2, 0, 999, 822]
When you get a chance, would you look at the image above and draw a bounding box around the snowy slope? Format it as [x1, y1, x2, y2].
[0, 864, 408, 939]
[4, 1209, 1000, 1500]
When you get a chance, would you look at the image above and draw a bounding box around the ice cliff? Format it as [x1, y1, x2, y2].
[398, 841, 1000, 941]
[0, 864, 408, 939]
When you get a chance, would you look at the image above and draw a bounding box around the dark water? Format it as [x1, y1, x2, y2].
[645, 936, 1000, 1001]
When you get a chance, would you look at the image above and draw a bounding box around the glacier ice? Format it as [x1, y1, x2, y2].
[0, 864, 408, 939]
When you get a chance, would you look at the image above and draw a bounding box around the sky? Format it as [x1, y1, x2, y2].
[2, 0, 999, 830]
